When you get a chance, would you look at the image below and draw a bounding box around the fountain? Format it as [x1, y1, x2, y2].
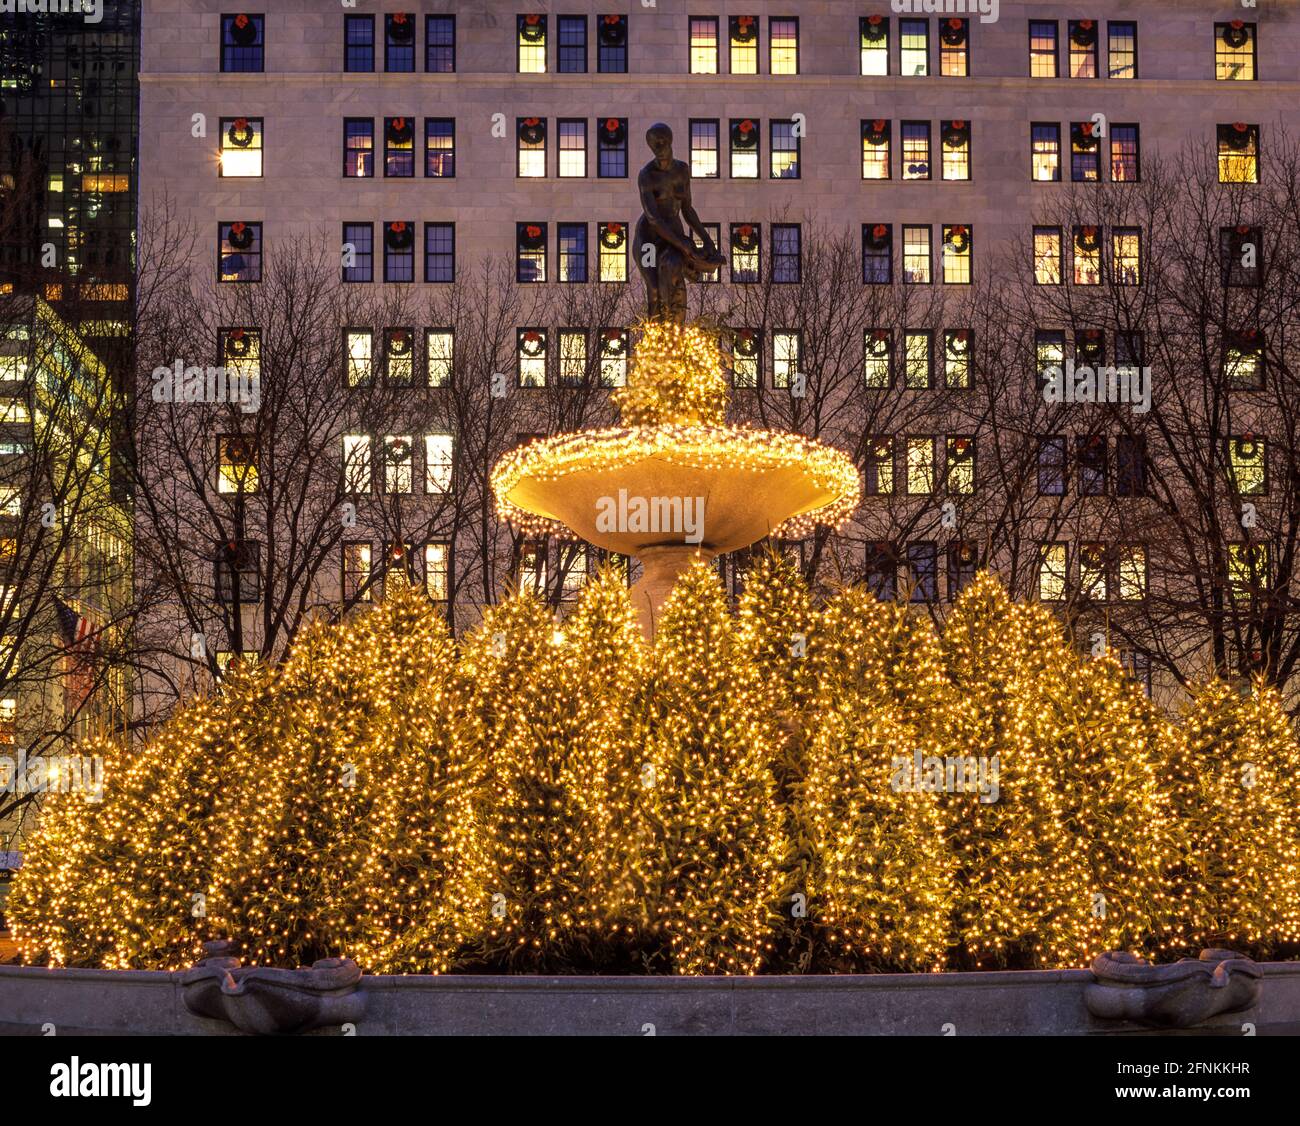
[491, 123, 860, 636]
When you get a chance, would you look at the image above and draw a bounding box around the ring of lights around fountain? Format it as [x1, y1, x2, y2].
[491, 424, 860, 552]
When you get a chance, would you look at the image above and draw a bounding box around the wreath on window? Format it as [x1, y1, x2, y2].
[864, 222, 891, 251]
[387, 330, 412, 356]
[1235, 223, 1254, 237]
[225, 328, 252, 358]
[944, 225, 970, 254]
[868, 329, 890, 352]
[1070, 19, 1096, 48]
[518, 117, 546, 146]
[1230, 327, 1262, 353]
[940, 18, 967, 48]
[385, 221, 413, 250]
[1072, 121, 1100, 151]
[387, 13, 414, 44]
[386, 117, 413, 145]
[1075, 226, 1101, 254]
[226, 222, 254, 251]
[602, 331, 627, 357]
[1222, 20, 1249, 50]
[518, 223, 546, 251]
[946, 329, 970, 356]
[1234, 433, 1259, 460]
[600, 14, 627, 47]
[957, 543, 975, 563]
[601, 117, 626, 145]
[385, 438, 411, 464]
[861, 15, 886, 43]
[730, 119, 758, 149]
[229, 13, 258, 47]
[734, 329, 759, 357]
[226, 117, 255, 148]
[519, 14, 545, 43]
[223, 539, 255, 569]
[941, 120, 968, 149]
[731, 224, 758, 251]
[600, 223, 626, 250]
[520, 331, 545, 357]
[223, 438, 253, 466]
[862, 118, 889, 146]
[730, 15, 757, 44]
[951, 438, 972, 461]
[1224, 121, 1255, 151]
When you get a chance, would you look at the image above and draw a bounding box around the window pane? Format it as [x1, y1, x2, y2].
[691, 119, 719, 177]
[518, 14, 547, 73]
[770, 18, 797, 74]
[690, 17, 718, 73]
[860, 16, 889, 76]
[900, 19, 928, 76]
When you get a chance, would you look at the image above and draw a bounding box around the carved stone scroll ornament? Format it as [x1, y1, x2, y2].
[1084, 948, 1261, 1029]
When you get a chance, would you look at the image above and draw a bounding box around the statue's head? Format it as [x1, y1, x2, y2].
[646, 122, 673, 158]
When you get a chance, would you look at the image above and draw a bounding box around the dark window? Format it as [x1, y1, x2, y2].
[598, 117, 628, 178]
[216, 539, 261, 603]
[863, 223, 892, 284]
[772, 224, 801, 283]
[598, 14, 628, 72]
[1121, 649, 1152, 697]
[221, 13, 264, 73]
[948, 543, 978, 598]
[865, 437, 893, 494]
[425, 118, 455, 177]
[865, 542, 897, 600]
[1078, 436, 1108, 495]
[558, 222, 588, 283]
[1071, 121, 1101, 181]
[1038, 435, 1067, 496]
[342, 222, 373, 282]
[218, 222, 261, 282]
[424, 223, 455, 283]
[517, 222, 548, 283]
[384, 116, 415, 177]
[385, 13, 416, 72]
[1116, 435, 1146, 496]
[901, 120, 931, 179]
[907, 543, 938, 602]
[1221, 225, 1262, 286]
[344, 14, 374, 72]
[383, 221, 415, 282]
[344, 118, 374, 177]
[426, 15, 456, 72]
[558, 15, 588, 72]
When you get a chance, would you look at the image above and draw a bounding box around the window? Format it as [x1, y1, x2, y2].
[940, 18, 969, 76]
[219, 222, 261, 282]
[1068, 20, 1098, 78]
[343, 542, 372, 602]
[1115, 435, 1146, 496]
[425, 543, 450, 601]
[1113, 227, 1141, 285]
[344, 119, 374, 177]
[517, 223, 547, 282]
[559, 330, 588, 385]
[732, 329, 760, 387]
[342, 222, 373, 283]
[906, 543, 938, 603]
[949, 543, 978, 598]
[220, 327, 261, 382]
[383, 435, 414, 494]
[558, 119, 587, 178]
[1228, 543, 1269, 597]
[384, 328, 415, 385]
[1218, 123, 1259, 183]
[558, 223, 588, 283]
[1036, 331, 1065, 385]
[1221, 226, 1262, 287]
[519, 541, 547, 594]
[942, 225, 971, 284]
[426, 15, 456, 72]
[1121, 649, 1152, 697]
[1117, 330, 1144, 373]
[906, 437, 935, 495]
[598, 15, 628, 73]
[1080, 543, 1107, 600]
[518, 14, 547, 73]
[945, 329, 972, 388]
[690, 119, 719, 178]
[1072, 226, 1101, 285]
[1031, 123, 1061, 181]
[902, 225, 931, 284]
[599, 117, 628, 178]
[1228, 435, 1266, 495]
[217, 435, 257, 495]
[860, 15, 889, 75]
[862, 119, 891, 179]
[1215, 21, 1255, 81]
[426, 330, 454, 387]
[518, 329, 548, 386]
[425, 433, 454, 493]
[425, 119, 455, 177]
[517, 117, 547, 177]
[1077, 435, 1107, 495]
[345, 329, 372, 386]
[1110, 124, 1140, 181]
[769, 330, 799, 390]
[216, 540, 261, 603]
[385, 13, 416, 72]
[1038, 436, 1067, 497]
[599, 329, 629, 387]
[730, 118, 760, 178]
[865, 438, 894, 494]
[384, 116, 415, 177]
[946, 437, 975, 494]
[863, 224, 892, 284]
[221, 13, 263, 72]
[343, 435, 373, 493]
[558, 15, 587, 73]
[865, 543, 897, 600]
[1108, 21, 1137, 78]
[424, 224, 455, 283]
[220, 117, 262, 177]
[729, 15, 758, 73]
[904, 330, 932, 390]
[1224, 329, 1263, 388]
[1039, 544, 1067, 601]
[1076, 328, 1104, 368]
[344, 14, 374, 72]
[769, 17, 798, 74]
[1034, 226, 1062, 284]
[941, 120, 970, 180]
[1029, 20, 1058, 78]
[695, 223, 722, 282]
[1070, 121, 1101, 181]
[730, 223, 761, 283]
[598, 222, 628, 282]
[772, 225, 801, 283]
[690, 16, 719, 74]
[383, 222, 415, 282]
[864, 330, 892, 387]
[900, 19, 928, 76]
[901, 121, 931, 180]
[770, 120, 801, 179]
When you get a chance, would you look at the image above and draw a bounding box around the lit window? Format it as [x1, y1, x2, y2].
[769, 17, 798, 74]
[690, 119, 719, 178]
[729, 15, 758, 73]
[220, 327, 260, 383]
[730, 118, 760, 178]
[598, 222, 628, 282]
[518, 14, 547, 73]
[906, 437, 934, 495]
[598, 117, 628, 177]
[1038, 436, 1067, 496]
[558, 119, 587, 177]
[1073, 226, 1102, 285]
[517, 117, 547, 178]
[219, 117, 262, 177]
[519, 540, 547, 593]
[944, 329, 972, 388]
[0, 399, 29, 424]
[343, 542, 372, 602]
[1228, 543, 1269, 597]
[1080, 544, 1107, 600]
[1036, 331, 1065, 384]
[343, 435, 372, 493]
[219, 222, 261, 283]
[690, 17, 719, 73]
[772, 224, 801, 283]
[942, 225, 971, 284]
[1031, 123, 1061, 181]
[863, 223, 892, 284]
[1113, 227, 1141, 285]
[384, 435, 413, 494]
[598, 15, 627, 73]
[1029, 20, 1058, 78]
[941, 120, 969, 179]
[385, 13, 416, 72]
[383, 221, 415, 282]
[773, 330, 800, 389]
[864, 330, 892, 387]
[1218, 123, 1259, 183]
[221, 13, 264, 73]
[730, 223, 761, 283]
[694, 224, 722, 282]
[425, 543, 450, 601]
[558, 15, 587, 73]
[1224, 329, 1263, 388]
[516, 223, 547, 283]
[865, 438, 893, 494]
[217, 436, 257, 495]
[344, 119, 374, 177]
[1110, 124, 1140, 181]
[0, 488, 19, 516]
[345, 329, 372, 386]
[1108, 21, 1137, 78]
[599, 329, 628, 387]
[518, 329, 548, 387]
[1068, 20, 1098, 78]
[344, 14, 374, 72]
[558, 223, 587, 283]
[384, 328, 415, 385]
[732, 329, 760, 388]
[1215, 21, 1255, 81]
[860, 15, 889, 75]
[904, 331, 931, 389]
[901, 121, 931, 180]
[426, 15, 456, 72]
[861, 119, 891, 179]
[1071, 121, 1101, 181]
[1228, 435, 1266, 495]
[425, 434, 454, 493]
[1039, 544, 1067, 601]
[0, 697, 15, 743]
[384, 117, 415, 177]
[902, 225, 931, 284]
[770, 120, 801, 178]
[559, 330, 588, 385]
[426, 330, 453, 387]
[425, 118, 455, 177]
[1034, 227, 1062, 285]
[900, 19, 928, 76]
[946, 437, 975, 494]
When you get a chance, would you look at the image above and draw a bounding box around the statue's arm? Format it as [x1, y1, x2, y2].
[639, 174, 695, 255]
[678, 174, 721, 259]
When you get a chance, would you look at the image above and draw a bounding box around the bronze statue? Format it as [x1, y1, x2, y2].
[635, 123, 726, 322]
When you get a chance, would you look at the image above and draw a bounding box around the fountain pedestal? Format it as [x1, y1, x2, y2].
[628, 545, 717, 637]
